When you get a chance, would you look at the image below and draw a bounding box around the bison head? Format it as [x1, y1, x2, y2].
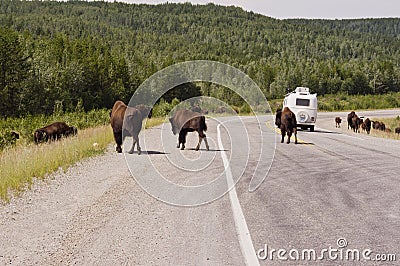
[34, 129, 46, 144]
[63, 126, 77, 137]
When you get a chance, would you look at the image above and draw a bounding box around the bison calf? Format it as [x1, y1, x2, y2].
[335, 117, 342, 128]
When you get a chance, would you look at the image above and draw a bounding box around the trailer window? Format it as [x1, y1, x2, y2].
[296, 98, 310, 106]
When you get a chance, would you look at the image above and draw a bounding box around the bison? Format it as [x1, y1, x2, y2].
[351, 115, 363, 133]
[395, 127, 400, 134]
[372, 121, 386, 131]
[276, 107, 298, 144]
[110, 100, 151, 154]
[379, 122, 386, 131]
[347, 111, 356, 130]
[364, 118, 371, 134]
[34, 122, 77, 143]
[169, 109, 209, 151]
[335, 117, 342, 128]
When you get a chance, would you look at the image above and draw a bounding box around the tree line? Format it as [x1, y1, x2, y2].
[0, 0, 399, 117]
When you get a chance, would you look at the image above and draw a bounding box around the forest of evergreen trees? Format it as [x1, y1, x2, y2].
[0, 0, 399, 117]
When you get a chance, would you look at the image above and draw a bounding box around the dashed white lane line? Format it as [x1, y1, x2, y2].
[217, 123, 260, 266]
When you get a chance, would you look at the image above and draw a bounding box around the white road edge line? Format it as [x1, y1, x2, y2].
[217, 123, 260, 266]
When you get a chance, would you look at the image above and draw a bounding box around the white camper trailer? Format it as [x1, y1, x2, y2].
[283, 87, 318, 131]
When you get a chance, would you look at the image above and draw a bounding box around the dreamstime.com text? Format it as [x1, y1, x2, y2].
[257, 238, 397, 262]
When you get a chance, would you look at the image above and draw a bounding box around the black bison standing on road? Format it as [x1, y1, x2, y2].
[352, 115, 363, 133]
[110, 100, 151, 154]
[335, 117, 342, 128]
[347, 111, 356, 130]
[276, 107, 298, 144]
[364, 118, 371, 134]
[169, 109, 209, 151]
[34, 122, 77, 143]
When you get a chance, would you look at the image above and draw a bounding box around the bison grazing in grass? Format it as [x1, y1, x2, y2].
[335, 117, 342, 128]
[372, 121, 386, 131]
[276, 107, 298, 144]
[110, 100, 151, 154]
[169, 109, 209, 151]
[395, 127, 400, 135]
[34, 122, 77, 144]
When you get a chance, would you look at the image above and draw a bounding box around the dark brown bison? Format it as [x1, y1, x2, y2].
[347, 111, 356, 130]
[335, 117, 342, 128]
[364, 118, 371, 134]
[169, 109, 209, 151]
[379, 122, 386, 131]
[372, 121, 386, 131]
[385, 128, 392, 133]
[395, 127, 400, 134]
[276, 107, 298, 144]
[34, 122, 77, 143]
[110, 100, 151, 154]
[352, 115, 363, 133]
[372, 121, 380, 130]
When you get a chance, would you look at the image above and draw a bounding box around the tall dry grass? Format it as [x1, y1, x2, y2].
[0, 125, 113, 201]
[0, 117, 167, 201]
[368, 116, 400, 140]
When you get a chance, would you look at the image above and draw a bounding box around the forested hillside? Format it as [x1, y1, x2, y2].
[1, 0, 399, 116]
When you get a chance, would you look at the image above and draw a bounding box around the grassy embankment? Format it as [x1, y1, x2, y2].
[0, 109, 165, 201]
[367, 116, 400, 140]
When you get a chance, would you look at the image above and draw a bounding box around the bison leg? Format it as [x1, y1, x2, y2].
[196, 131, 209, 151]
[179, 130, 187, 150]
[128, 135, 142, 155]
[195, 136, 202, 151]
[114, 131, 123, 153]
[280, 129, 285, 143]
[294, 128, 298, 144]
[204, 137, 209, 151]
[286, 130, 292, 144]
[136, 135, 141, 155]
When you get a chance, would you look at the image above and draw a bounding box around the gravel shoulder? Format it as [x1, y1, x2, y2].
[0, 146, 130, 265]
[0, 123, 242, 265]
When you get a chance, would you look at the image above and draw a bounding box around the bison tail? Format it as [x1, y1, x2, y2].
[200, 116, 207, 132]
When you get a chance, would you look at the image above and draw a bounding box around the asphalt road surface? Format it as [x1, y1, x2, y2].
[0, 109, 399, 265]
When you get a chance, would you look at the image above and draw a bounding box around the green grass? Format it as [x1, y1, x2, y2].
[144, 117, 167, 129]
[0, 125, 114, 201]
[0, 109, 111, 150]
[0, 115, 167, 202]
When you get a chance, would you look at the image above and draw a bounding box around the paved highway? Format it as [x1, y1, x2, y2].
[0, 109, 399, 265]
